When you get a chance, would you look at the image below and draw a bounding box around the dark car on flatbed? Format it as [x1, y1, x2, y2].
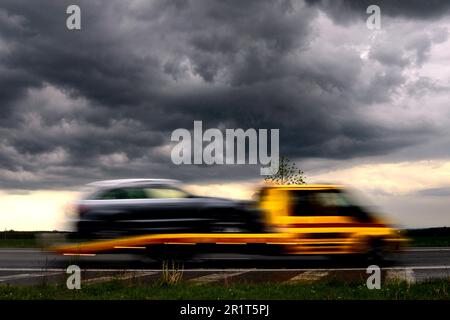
[72, 179, 264, 238]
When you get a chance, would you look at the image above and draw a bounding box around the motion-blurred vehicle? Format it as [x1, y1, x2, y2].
[60, 183, 405, 261]
[72, 179, 264, 238]
[257, 184, 405, 259]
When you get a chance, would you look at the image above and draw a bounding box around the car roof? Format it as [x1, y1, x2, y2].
[263, 184, 343, 190]
[87, 179, 181, 189]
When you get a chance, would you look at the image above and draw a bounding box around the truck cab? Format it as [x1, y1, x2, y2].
[258, 184, 404, 257]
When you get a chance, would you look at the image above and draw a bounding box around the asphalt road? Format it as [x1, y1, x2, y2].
[0, 247, 449, 286]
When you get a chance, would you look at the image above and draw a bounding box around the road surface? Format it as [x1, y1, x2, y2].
[0, 247, 449, 286]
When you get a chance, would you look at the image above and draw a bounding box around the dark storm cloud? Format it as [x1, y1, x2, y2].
[305, 0, 450, 22]
[0, 0, 443, 190]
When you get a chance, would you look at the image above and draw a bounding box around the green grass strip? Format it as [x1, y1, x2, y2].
[0, 279, 448, 300]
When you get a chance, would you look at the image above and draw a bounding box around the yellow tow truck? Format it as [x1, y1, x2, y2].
[54, 184, 406, 261]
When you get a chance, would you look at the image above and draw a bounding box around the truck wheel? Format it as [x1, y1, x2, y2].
[149, 247, 195, 264]
[367, 239, 387, 263]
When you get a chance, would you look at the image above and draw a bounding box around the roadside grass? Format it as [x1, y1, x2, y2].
[0, 279, 448, 300]
[0, 239, 39, 248]
[407, 228, 450, 247]
[410, 237, 450, 247]
[161, 260, 184, 285]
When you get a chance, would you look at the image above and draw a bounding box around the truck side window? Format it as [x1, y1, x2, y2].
[290, 190, 315, 216]
[310, 191, 347, 216]
[290, 190, 351, 216]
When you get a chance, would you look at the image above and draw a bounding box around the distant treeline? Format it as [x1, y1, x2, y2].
[0, 230, 69, 239]
[406, 227, 450, 237]
[406, 227, 450, 246]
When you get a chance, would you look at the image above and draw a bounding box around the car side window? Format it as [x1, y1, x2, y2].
[145, 187, 189, 199]
[124, 188, 148, 199]
[96, 188, 147, 199]
[96, 188, 127, 200]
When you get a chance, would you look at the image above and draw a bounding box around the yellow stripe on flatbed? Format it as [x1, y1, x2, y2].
[51, 233, 296, 254]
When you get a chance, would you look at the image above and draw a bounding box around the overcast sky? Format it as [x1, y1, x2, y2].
[1, 0, 450, 230]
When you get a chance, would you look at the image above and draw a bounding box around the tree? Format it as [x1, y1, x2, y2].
[264, 156, 306, 185]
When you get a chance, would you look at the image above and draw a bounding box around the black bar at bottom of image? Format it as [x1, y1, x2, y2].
[1, 300, 449, 319]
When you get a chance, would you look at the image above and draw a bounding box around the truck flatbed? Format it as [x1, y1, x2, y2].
[53, 232, 297, 255]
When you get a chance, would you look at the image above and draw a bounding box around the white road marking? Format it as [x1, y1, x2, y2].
[0, 267, 448, 283]
[385, 268, 415, 284]
[188, 271, 248, 284]
[286, 271, 329, 283]
[0, 266, 449, 272]
[0, 272, 62, 282]
[83, 271, 156, 284]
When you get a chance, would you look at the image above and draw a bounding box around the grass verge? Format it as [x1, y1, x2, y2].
[0, 239, 39, 248]
[410, 237, 450, 247]
[0, 279, 449, 300]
